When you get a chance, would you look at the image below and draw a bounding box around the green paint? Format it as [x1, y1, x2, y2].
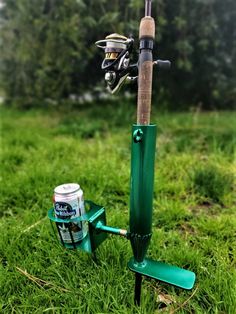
[48, 201, 108, 252]
[128, 257, 196, 290]
[128, 124, 196, 290]
[129, 124, 157, 262]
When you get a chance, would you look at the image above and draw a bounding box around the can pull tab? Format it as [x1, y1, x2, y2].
[133, 129, 143, 143]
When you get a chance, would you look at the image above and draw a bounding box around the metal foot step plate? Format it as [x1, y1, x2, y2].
[128, 257, 196, 290]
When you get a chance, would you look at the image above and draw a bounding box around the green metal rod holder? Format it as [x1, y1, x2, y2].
[128, 124, 195, 303]
[48, 125, 196, 305]
[129, 124, 157, 262]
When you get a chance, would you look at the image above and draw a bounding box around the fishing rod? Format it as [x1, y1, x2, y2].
[48, 0, 195, 307]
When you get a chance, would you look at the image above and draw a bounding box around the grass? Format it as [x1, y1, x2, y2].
[0, 103, 236, 313]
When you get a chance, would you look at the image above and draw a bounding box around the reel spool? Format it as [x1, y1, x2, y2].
[95, 33, 135, 94]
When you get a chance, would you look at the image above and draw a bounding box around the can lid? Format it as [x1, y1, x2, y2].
[54, 183, 80, 195]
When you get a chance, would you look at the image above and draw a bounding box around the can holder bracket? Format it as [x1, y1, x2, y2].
[48, 200, 108, 252]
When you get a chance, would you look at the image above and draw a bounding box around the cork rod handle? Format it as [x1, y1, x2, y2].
[137, 5, 155, 125]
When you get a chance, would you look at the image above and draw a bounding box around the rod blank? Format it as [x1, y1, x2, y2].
[145, 0, 152, 16]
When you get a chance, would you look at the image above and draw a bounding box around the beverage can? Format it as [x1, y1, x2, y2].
[53, 183, 87, 244]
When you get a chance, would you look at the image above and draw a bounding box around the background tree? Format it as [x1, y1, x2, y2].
[0, 0, 235, 109]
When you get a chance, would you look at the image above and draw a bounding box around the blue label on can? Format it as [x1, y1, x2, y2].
[54, 202, 76, 218]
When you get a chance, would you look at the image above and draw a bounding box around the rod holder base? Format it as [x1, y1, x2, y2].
[128, 257, 196, 290]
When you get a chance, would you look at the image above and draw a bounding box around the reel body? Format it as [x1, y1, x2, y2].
[95, 33, 136, 94]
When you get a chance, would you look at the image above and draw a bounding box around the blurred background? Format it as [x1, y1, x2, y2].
[0, 0, 235, 110]
[1, 2, 236, 312]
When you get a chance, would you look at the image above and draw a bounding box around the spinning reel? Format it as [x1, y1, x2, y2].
[95, 33, 137, 94]
[95, 33, 171, 94]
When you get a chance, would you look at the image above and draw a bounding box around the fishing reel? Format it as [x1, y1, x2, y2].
[95, 34, 137, 94]
[96, 33, 171, 94]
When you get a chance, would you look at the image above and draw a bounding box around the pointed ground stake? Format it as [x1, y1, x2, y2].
[134, 273, 142, 306]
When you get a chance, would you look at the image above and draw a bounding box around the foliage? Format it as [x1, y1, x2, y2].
[0, 0, 236, 109]
[191, 164, 234, 204]
[0, 105, 236, 312]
